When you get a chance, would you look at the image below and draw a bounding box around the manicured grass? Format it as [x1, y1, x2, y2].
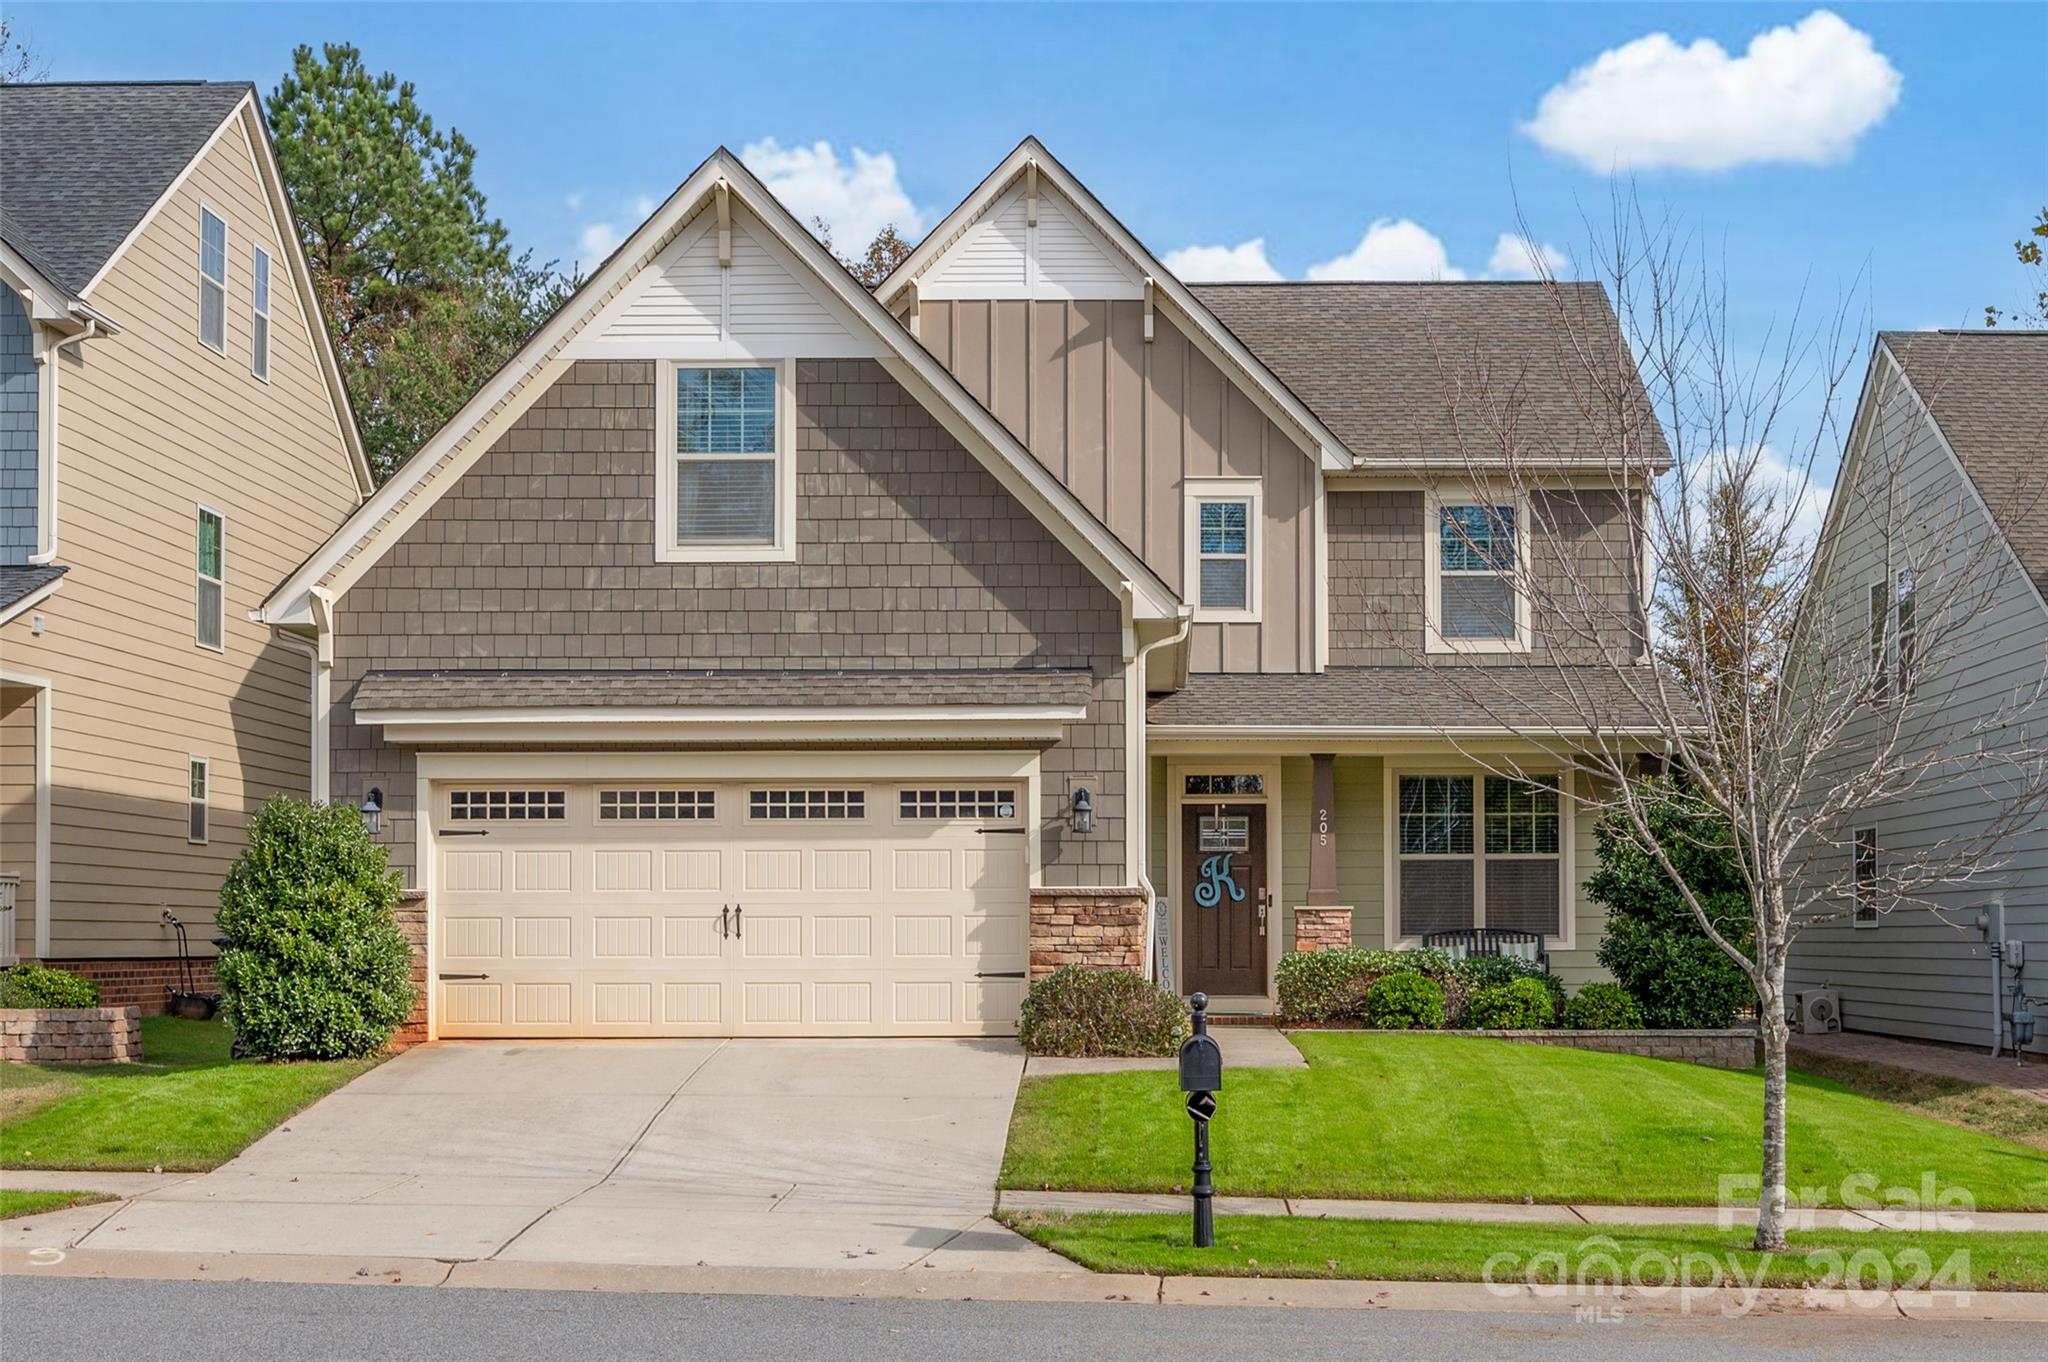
[1789, 1051, 2048, 1152]
[1001, 1211, 2048, 1290]
[1000, 1033, 2048, 1210]
[0, 1018, 375, 1172]
[0, 1188, 116, 1220]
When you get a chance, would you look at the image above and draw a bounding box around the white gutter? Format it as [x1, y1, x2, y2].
[1124, 591, 1195, 983]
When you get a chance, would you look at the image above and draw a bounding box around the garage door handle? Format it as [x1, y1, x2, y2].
[977, 828, 1027, 836]
[976, 971, 1027, 979]
[439, 972, 490, 981]
[440, 829, 489, 838]
[734, 905, 743, 940]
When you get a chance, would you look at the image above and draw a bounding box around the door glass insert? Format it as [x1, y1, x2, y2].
[1197, 814, 1250, 853]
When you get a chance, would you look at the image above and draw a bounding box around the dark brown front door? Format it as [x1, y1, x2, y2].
[1183, 803, 1267, 996]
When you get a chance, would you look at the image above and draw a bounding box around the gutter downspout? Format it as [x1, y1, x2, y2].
[27, 325, 60, 564]
[1123, 587, 1194, 985]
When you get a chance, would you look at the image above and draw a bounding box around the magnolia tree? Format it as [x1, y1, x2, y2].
[1388, 206, 2048, 1250]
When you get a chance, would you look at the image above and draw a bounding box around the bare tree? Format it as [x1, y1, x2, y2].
[1383, 196, 2048, 1250]
[0, 18, 47, 84]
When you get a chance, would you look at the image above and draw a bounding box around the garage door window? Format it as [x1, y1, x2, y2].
[750, 788, 864, 820]
[599, 789, 715, 821]
[899, 788, 1017, 820]
[449, 789, 567, 822]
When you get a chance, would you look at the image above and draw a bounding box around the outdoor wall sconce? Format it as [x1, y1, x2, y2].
[1070, 786, 1094, 835]
[361, 787, 383, 837]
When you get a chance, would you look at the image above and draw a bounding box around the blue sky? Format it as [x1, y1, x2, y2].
[14, 3, 2044, 486]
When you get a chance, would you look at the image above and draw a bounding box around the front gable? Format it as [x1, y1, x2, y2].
[918, 181, 1145, 302]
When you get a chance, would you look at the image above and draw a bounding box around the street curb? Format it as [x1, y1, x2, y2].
[7, 1246, 2047, 1319]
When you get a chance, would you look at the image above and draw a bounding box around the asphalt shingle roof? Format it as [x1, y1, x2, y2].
[0, 81, 252, 294]
[1189, 281, 1665, 468]
[352, 668, 1098, 714]
[1881, 331, 2048, 600]
[0, 564, 66, 613]
[1146, 666, 1672, 732]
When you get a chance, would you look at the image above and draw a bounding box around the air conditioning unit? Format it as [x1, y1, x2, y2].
[1795, 989, 1842, 1034]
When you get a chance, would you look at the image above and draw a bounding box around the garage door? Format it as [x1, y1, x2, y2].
[430, 780, 1030, 1037]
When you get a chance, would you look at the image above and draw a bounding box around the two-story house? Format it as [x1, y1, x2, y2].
[259, 139, 1657, 1040]
[1789, 331, 2048, 1055]
[1, 82, 371, 1001]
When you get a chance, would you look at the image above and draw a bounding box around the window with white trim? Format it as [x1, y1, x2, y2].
[1895, 569, 1916, 697]
[1395, 772, 1564, 940]
[1182, 479, 1262, 621]
[187, 757, 210, 844]
[750, 789, 864, 820]
[1431, 499, 1524, 648]
[1852, 827, 1879, 926]
[598, 789, 715, 821]
[448, 789, 567, 822]
[657, 362, 794, 562]
[198, 207, 227, 353]
[250, 244, 272, 380]
[1868, 581, 1889, 700]
[195, 507, 225, 650]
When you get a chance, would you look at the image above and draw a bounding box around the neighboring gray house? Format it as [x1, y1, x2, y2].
[1789, 331, 2048, 1055]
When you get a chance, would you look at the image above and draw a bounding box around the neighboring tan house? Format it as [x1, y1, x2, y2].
[1789, 331, 2048, 1055]
[260, 139, 1659, 1041]
[0, 82, 371, 1002]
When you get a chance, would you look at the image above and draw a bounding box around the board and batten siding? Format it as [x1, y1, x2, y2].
[0, 111, 362, 959]
[916, 300, 1316, 673]
[1788, 362, 2048, 1052]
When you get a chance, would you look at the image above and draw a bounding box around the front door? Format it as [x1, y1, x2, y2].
[1182, 803, 1267, 996]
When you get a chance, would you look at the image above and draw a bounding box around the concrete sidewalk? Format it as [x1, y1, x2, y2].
[996, 1189, 2048, 1232]
[1023, 1026, 1306, 1077]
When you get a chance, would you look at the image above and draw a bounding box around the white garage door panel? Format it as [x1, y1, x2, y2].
[433, 781, 1030, 1038]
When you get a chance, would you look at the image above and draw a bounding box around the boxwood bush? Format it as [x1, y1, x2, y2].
[1362, 972, 1446, 1030]
[1466, 976, 1557, 1029]
[1278, 946, 1563, 1029]
[0, 961, 101, 1009]
[1566, 982, 1644, 1030]
[1017, 967, 1188, 1057]
[215, 796, 415, 1060]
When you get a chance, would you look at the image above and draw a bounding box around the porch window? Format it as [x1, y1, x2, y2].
[1431, 499, 1525, 649]
[1396, 772, 1565, 940]
[657, 361, 795, 562]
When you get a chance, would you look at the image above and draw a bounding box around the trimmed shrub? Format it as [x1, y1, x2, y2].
[215, 796, 415, 1060]
[1467, 976, 1557, 1029]
[1362, 973, 1446, 1030]
[1589, 781, 1755, 1029]
[1448, 953, 1566, 1026]
[1277, 947, 1456, 1023]
[1018, 967, 1188, 1057]
[1566, 982, 1644, 1030]
[0, 962, 101, 1009]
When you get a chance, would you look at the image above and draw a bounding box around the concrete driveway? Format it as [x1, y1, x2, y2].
[70, 1039, 1067, 1272]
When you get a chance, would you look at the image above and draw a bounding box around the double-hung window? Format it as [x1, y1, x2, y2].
[195, 506, 225, 650]
[1852, 827, 1879, 926]
[1430, 497, 1525, 650]
[187, 757, 210, 845]
[657, 362, 795, 562]
[198, 207, 227, 353]
[1183, 478, 1261, 621]
[250, 244, 272, 380]
[1894, 570, 1916, 697]
[1394, 771, 1566, 942]
[1868, 581, 1890, 700]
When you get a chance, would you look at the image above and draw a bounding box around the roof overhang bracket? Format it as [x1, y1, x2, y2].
[1025, 160, 1038, 227]
[715, 180, 732, 267]
[1142, 276, 1155, 342]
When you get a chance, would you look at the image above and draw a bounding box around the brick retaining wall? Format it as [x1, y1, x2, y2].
[1029, 888, 1147, 978]
[1, 1006, 143, 1063]
[1472, 1027, 1759, 1069]
[37, 958, 218, 1014]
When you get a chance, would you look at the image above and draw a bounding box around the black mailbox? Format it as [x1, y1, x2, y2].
[1177, 993, 1223, 1093]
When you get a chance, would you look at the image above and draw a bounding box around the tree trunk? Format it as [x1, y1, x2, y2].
[1754, 958, 1791, 1251]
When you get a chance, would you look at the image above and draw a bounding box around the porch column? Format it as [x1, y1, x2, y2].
[1296, 753, 1353, 953]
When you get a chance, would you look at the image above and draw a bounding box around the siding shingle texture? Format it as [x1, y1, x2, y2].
[0, 288, 36, 563]
[333, 359, 1127, 883]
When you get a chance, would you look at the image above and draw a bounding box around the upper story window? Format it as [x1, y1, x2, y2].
[656, 361, 796, 563]
[1429, 496, 1527, 652]
[1867, 580, 1889, 700]
[198, 207, 227, 353]
[250, 244, 272, 381]
[1852, 826, 1879, 926]
[1183, 478, 1261, 622]
[195, 506, 225, 651]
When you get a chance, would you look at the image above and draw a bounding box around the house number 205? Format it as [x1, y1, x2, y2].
[1317, 806, 1331, 847]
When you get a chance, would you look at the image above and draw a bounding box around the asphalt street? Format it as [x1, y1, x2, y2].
[3, 1278, 2042, 1362]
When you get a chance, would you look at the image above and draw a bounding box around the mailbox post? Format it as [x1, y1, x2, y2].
[1177, 992, 1223, 1248]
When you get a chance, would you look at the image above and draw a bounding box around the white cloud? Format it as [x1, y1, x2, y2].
[1161, 239, 1283, 283]
[1307, 219, 1467, 281]
[1486, 232, 1570, 280]
[576, 220, 621, 261]
[741, 137, 922, 247]
[1523, 9, 1901, 173]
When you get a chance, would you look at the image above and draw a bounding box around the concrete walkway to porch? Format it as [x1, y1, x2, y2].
[996, 1189, 2048, 1233]
[1022, 1026, 1305, 1077]
[1791, 1030, 2048, 1103]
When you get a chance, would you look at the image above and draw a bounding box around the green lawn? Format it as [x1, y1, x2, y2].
[0, 1188, 116, 1221]
[1002, 1211, 2048, 1290]
[0, 1018, 375, 1172]
[1001, 1033, 2048, 1210]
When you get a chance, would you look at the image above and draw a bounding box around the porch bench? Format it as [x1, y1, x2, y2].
[1422, 927, 1550, 972]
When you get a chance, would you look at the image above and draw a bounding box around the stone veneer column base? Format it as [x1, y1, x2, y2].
[391, 889, 429, 1051]
[1028, 887, 1148, 979]
[1292, 907, 1353, 953]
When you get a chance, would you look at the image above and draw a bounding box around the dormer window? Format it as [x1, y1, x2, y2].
[655, 360, 796, 563]
[1428, 494, 1528, 652]
[1183, 478, 1261, 623]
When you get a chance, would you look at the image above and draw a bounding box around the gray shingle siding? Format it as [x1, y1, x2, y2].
[1328, 487, 1643, 666]
[0, 288, 36, 564]
[332, 358, 1128, 884]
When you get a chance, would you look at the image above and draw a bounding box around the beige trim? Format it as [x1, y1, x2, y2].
[654, 358, 798, 563]
[0, 670, 54, 958]
[263, 149, 1179, 625]
[1424, 488, 1533, 655]
[1166, 755, 1283, 1003]
[1183, 477, 1263, 625]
